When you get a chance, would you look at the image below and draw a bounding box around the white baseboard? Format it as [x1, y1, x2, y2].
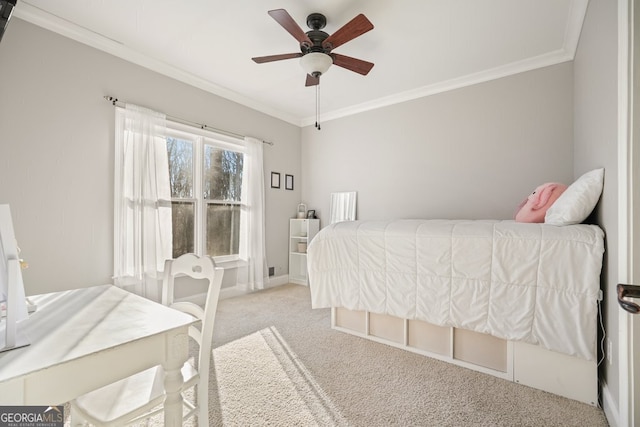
[600, 379, 619, 427]
[266, 275, 289, 288]
[176, 275, 291, 303]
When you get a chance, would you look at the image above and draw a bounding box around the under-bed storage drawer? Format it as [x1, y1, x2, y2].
[333, 308, 508, 374]
[334, 308, 366, 333]
[331, 308, 597, 406]
[407, 319, 450, 356]
[369, 312, 404, 344]
[453, 328, 508, 372]
[513, 342, 597, 406]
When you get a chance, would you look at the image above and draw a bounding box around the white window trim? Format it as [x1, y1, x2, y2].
[166, 120, 247, 263]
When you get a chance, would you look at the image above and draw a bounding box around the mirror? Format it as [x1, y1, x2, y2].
[0, 204, 30, 351]
[330, 192, 357, 224]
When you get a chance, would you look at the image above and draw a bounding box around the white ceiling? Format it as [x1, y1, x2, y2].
[13, 0, 588, 127]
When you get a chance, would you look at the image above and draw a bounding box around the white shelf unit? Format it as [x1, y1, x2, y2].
[288, 218, 320, 285]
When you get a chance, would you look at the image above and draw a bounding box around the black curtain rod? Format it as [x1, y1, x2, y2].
[103, 96, 274, 146]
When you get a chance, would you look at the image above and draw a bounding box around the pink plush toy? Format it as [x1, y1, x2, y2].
[515, 182, 568, 223]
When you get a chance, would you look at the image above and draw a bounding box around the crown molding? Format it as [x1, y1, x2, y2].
[563, 0, 590, 57]
[301, 0, 589, 127]
[15, 0, 588, 129]
[14, 2, 303, 127]
[300, 49, 574, 127]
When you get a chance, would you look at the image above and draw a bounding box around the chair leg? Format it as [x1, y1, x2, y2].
[197, 384, 208, 427]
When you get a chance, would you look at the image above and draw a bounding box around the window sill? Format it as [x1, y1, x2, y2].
[215, 258, 247, 270]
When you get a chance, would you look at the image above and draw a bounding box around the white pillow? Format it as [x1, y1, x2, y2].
[545, 168, 604, 225]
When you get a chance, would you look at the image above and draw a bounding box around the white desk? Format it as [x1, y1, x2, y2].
[0, 285, 196, 426]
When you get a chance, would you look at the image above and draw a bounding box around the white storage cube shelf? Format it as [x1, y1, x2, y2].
[331, 307, 598, 406]
[288, 219, 319, 285]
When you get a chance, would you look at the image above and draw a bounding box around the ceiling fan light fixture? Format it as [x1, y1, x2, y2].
[300, 52, 332, 77]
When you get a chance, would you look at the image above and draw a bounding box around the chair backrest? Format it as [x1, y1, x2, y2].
[161, 253, 223, 390]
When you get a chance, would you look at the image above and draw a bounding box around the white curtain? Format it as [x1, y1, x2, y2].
[113, 105, 172, 298]
[238, 136, 268, 290]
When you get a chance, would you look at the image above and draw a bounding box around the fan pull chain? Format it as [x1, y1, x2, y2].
[315, 84, 321, 130]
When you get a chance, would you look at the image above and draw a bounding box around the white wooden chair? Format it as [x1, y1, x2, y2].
[70, 254, 223, 427]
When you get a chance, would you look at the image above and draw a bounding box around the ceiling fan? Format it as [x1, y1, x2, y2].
[252, 9, 374, 87]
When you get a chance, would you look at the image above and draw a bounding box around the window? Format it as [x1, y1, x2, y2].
[166, 123, 246, 261]
[114, 104, 266, 292]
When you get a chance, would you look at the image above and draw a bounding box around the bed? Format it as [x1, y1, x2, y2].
[307, 219, 605, 406]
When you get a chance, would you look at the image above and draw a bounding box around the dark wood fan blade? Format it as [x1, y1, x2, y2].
[252, 53, 303, 64]
[268, 9, 312, 47]
[305, 74, 319, 86]
[331, 53, 374, 75]
[322, 14, 373, 50]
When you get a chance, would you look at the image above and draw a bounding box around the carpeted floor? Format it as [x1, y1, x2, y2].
[206, 284, 609, 427]
[66, 283, 609, 426]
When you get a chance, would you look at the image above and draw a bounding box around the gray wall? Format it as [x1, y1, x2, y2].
[573, 0, 620, 418]
[301, 62, 575, 226]
[0, 19, 301, 295]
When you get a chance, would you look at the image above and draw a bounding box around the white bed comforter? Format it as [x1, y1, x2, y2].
[307, 220, 605, 361]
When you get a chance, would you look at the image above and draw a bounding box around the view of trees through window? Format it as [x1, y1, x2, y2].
[204, 145, 243, 257]
[167, 135, 244, 259]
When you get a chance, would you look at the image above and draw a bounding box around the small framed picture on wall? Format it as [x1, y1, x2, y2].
[271, 172, 280, 189]
[285, 174, 294, 190]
